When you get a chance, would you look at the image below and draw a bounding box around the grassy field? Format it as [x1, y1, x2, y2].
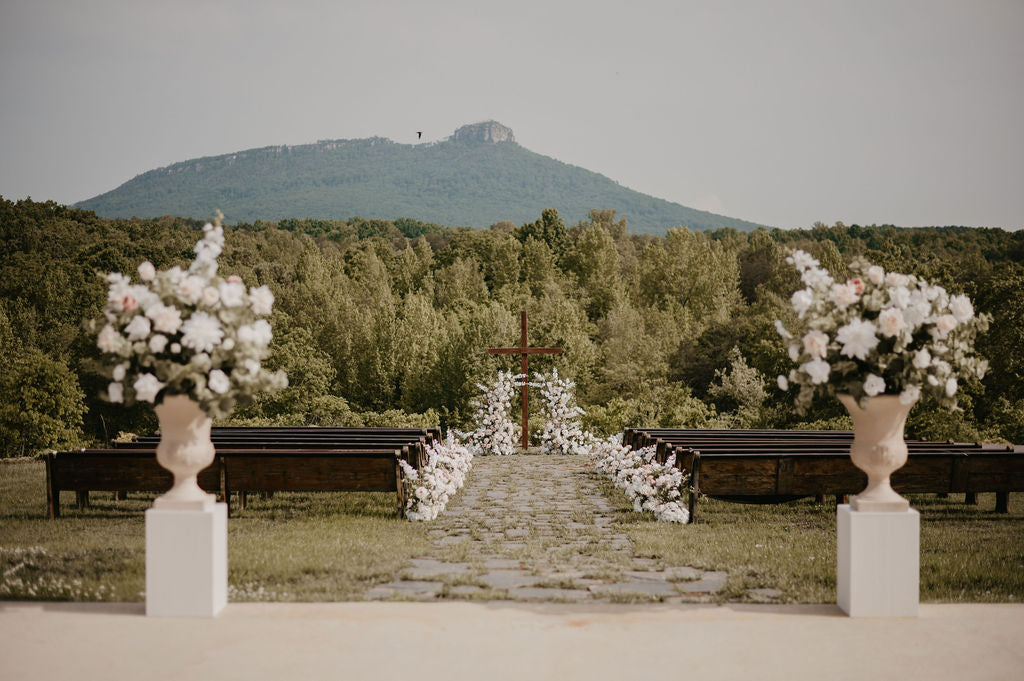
[602, 477, 1024, 603]
[0, 458, 430, 601]
[2, 458, 1021, 603]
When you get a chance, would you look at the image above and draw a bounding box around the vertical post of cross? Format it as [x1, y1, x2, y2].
[487, 311, 563, 450]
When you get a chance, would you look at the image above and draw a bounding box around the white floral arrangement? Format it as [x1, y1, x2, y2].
[399, 431, 473, 521]
[776, 249, 990, 412]
[590, 436, 690, 523]
[462, 370, 520, 456]
[534, 369, 590, 455]
[91, 214, 287, 419]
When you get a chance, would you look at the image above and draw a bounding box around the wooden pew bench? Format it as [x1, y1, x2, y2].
[45, 447, 407, 518]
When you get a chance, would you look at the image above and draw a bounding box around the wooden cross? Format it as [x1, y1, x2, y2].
[487, 311, 563, 449]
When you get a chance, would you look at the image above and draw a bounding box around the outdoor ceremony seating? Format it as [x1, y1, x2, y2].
[45, 427, 441, 518]
[624, 428, 1024, 522]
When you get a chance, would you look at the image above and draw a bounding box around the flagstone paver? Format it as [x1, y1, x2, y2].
[368, 454, 736, 603]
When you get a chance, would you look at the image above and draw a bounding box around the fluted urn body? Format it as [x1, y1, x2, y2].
[838, 394, 916, 512]
[153, 395, 216, 509]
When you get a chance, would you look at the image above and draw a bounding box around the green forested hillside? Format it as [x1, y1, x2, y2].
[75, 123, 765, 234]
[2, 197, 1022, 457]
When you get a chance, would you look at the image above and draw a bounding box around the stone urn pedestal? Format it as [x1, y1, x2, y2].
[145, 395, 226, 617]
[835, 394, 920, 617]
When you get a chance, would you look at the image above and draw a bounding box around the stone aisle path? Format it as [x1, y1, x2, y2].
[367, 455, 746, 603]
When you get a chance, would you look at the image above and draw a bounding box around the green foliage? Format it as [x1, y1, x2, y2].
[1, 197, 1022, 453]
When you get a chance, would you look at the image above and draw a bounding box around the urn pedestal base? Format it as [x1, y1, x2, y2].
[837, 504, 919, 617]
[145, 503, 227, 617]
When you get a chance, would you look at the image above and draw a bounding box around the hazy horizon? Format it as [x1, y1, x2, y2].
[1, 0, 1022, 230]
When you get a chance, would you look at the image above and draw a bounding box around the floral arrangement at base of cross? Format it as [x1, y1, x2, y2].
[590, 436, 690, 523]
[533, 369, 589, 455]
[775, 249, 989, 411]
[399, 431, 473, 521]
[89, 213, 287, 418]
[461, 370, 520, 456]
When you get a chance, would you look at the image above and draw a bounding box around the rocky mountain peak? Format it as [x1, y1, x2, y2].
[451, 121, 515, 144]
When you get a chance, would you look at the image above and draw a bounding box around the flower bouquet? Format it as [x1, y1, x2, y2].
[776, 249, 989, 411]
[775, 249, 989, 510]
[89, 214, 286, 507]
[91, 214, 287, 418]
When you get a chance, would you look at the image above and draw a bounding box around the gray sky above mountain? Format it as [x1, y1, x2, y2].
[1, 0, 1021, 230]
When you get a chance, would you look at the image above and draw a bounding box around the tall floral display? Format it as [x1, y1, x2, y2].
[534, 369, 589, 455]
[92, 214, 286, 506]
[463, 371, 520, 456]
[93, 215, 287, 416]
[776, 249, 989, 510]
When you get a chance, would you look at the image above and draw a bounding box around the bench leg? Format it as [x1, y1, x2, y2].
[995, 492, 1009, 514]
[45, 453, 58, 519]
[814, 494, 825, 504]
[834, 494, 848, 507]
[76, 491, 89, 510]
[113, 490, 128, 501]
[238, 491, 247, 510]
[965, 492, 978, 505]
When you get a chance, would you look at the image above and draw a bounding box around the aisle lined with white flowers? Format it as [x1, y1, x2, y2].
[366, 454, 748, 603]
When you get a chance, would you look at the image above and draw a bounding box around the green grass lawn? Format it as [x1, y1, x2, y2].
[0, 458, 430, 601]
[601, 476, 1024, 603]
[2, 458, 1021, 603]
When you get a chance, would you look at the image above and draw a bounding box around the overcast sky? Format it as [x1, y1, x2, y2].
[1, 0, 1022, 229]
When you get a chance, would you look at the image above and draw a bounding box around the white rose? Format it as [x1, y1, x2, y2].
[948, 295, 974, 323]
[863, 374, 886, 397]
[899, 384, 921, 405]
[97, 324, 122, 353]
[133, 373, 164, 403]
[777, 375, 789, 391]
[249, 285, 275, 315]
[830, 282, 859, 309]
[219, 281, 246, 307]
[888, 286, 911, 309]
[945, 377, 958, 397]
[124, 315, 152, 341]
[137, 261, 156, 282]
[177, 276, 204, 304]
[802, 330, 829, 359]
[877, 308, 906, 337]
[208, 369, 230, 394]
[149, 334, 168, 353]
[107, 382, 124, 403]
[201, 286, 220, 307]
[836, 318, 879, 361]
[935, 314, 958, 337]
[112, 363, 127, 381]
[222, 338, 235, 351]
[912, 348, 931, 369]
[886, 272, 909, 288]
[147, 304, 183, 335]
[791, 289, 814, 317]
[801, 358, 831, 384]
[867, 265, 884, 286]
[170, 343, 181, 354]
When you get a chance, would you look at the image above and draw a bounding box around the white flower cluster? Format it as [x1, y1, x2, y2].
[776, 250, 990, 411]
[534, 369, 590, 455]
[399, 431, 473, 521]
[589, 437, 690, 523]
[463, 370, 520, 455]
[93, 215, 287, 419]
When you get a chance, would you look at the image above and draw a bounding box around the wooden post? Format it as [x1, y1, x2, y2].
[486, 311, 562, 449]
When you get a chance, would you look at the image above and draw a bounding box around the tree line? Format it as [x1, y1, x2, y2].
[1, 197, 1021, 457]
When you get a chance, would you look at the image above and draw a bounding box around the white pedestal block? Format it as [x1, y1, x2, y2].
[837, 504, 919, 617]
[145, 503, 227, 617]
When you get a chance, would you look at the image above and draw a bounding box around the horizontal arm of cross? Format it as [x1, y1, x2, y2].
[487, 348, 563, 355]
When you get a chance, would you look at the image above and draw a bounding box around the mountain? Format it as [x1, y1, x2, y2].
[76, 121, 766, 234]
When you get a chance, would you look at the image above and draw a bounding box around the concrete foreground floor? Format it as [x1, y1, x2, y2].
[2, 601, 1022, 681]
